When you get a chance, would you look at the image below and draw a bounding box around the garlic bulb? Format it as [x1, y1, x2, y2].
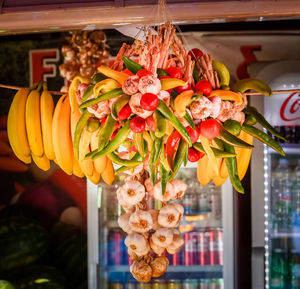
[150, 256, 169, 278]
[129, 210, 153, 233]
[150, 236, 165, 255]
[148, 209, 160, 230]
[118, 213, 133, 234]
[153, 182, 175, 202]
[119, 181, 145, 205]
[151, 228, 174, 248]
[127, 249, 139, 261]
[170, 179, 187, 200]
[116, 187, 134, 212]
[166, 233, 184, 254]
[125, 232, 150, 257]
[130, 260, 152, 283]
[158, 203, 183, 228]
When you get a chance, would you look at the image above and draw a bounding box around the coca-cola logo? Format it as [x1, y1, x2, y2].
[280, 92, 300, 121]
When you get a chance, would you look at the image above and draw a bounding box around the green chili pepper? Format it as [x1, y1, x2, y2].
[222, 142, 244, 194]
[242, 124, 285, 156]
[168, 139, 189, 181]
[111, 94, 130, 120]
[244, 106, 288, 142]
[73, 109, 93, 160]
[108, 151, 143, 166]
[244, 114, 257, 126]
[154, 111, 166, 138]
[150, 163, 157, 185]
[88, 120, 131, 160]
[86, 118, 100, 133]
[97, 115, 116, 151]
[193, 142, 236, 158]
[79, 88, 124, 109]
[193, 66, 200, 83]
[81, 84, 94, 102]
[183, 145, 189, 166]
[133, 132, 146, 158]
[157, 100, 192, 146]
[122, 56, 143, 74]
[91, 73, 107, 84]
[115, 165, 131, 175]
[213, 138, 224, 150]
[183, 110, 195, 130]
[149, 137, 164, 165]
[219, 128, 254, 148]
[157, 68, 169, 77]
[116, 152, 144, 174]
[223, 120, 242, 136]
[160, 163, 168, 195]
[232, 78, 272, 96]
[212, 60, 230, 87]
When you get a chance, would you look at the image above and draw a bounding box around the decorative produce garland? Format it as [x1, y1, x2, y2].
[6, 23, 287, 282]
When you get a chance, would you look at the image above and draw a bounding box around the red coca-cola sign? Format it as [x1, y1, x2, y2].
[280, 92, 300, 122]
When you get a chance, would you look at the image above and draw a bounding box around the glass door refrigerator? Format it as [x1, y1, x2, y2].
[87, 166, 234, 289]
[250, 61, 300, 289]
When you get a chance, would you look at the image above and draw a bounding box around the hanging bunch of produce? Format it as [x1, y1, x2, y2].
[6, 22, 288, 282]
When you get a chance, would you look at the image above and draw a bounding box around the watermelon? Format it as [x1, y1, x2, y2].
[0, 218, 49, 271]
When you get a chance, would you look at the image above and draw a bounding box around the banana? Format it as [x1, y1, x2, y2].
[26, 88, 44, 157]
[101, 158, 115, 185]
[78, 127, 94, 177]
[7, 88, 31, 163]
[90, 129, 107, 174]
[40, 88, 55, 160]
[197, 155, 211, 186]
[86, 168, 100, 185]
[32, 153, 50, 171]
[52, 94, 73, 175]
[73, 158, 84, 178]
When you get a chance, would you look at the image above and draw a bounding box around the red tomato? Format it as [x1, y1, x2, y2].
[175, 82, 191, 94]
[146, 116, 156, 131]
[136, 69, 153, 78]
[165, 67, 183, 79]
[140, 93, 159, 111]
[188, 48, 204, 60]
[188, 147, 204, 162]
[130, 117, 146, 133]
[118, 104, 132, 120]
[199, 119, 220, 140]
[194, 80, 212, 96]
[186, 126, 200, 143]
[123, 68, 134, 76]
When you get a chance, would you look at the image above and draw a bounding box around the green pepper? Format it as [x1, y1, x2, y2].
[193, 142, 236, 158]
[232, 78, 272, 96]
[86, 118, 100, 133]
[108, 151, 143, 167]
[81, 84, 94, 102]
[122, 56, 143, 74]
[115, 165, 131, 175]
[133, 132, 146, 158]
[154, 111, 166, 138]
[91, 73, 107, 84]
[111, 94, 130, 120]
[213, 138, 224, 150]
[244, 106, 288, 142]
[219, 128, 254, 148]
[150, 163, 158, 185]
[184, 110, 195, 130]
[244, 114, 257, 126]
[222, 142, 244, 194]
[88, 120, 131, 160]
[223, 120, 242, 136]
[193, 66, 200, 83]
[242, 124, 285, 156]
[149, 137, 164, 165]
[73, 109, 93, 160]
[157, 68, 169, 77]
[79, 88, 124, 109]
[116, 152, 144, 175]
[97, 115, 117, 151]
[157, 100, 192, 145]
[212, 60, 230, 87]
[160, 163, 168, 195]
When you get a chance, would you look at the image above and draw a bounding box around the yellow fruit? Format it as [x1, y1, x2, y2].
[78, 127, 94, 177]
[73, 158, 84, 178]
[7, 88, 31, 163]
[40, 89, 55, 160]
[32, 154, 50, 171]
[197, 155, 211, 186]
[26, 89, 44, 157]
[90, 129, 107, 174]
[101, 158, 115, 185]
[86, 168, 100, 185]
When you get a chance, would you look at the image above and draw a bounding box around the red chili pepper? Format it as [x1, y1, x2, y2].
[175, 82, 191, 93]
[123, 68, 134, 76]
[136, 69, 153, 78]
[199, 119, 220, 140]
[140, 93, 159, 111]
[128, 146, 138, 152]
[110, 128, 119, 140]
[100, 117, 107, 127]
[188, 147, 204, 162]
[194, 79, 212, 96]
[130, 117, 146, 133]
[186, 126, 200, 144]
[165, 67, 183, 79]
[118, 104, 132, 120]
[166, 130, 182, 172]
[146, 116, 156, 131]
[188, 48, 204, 60]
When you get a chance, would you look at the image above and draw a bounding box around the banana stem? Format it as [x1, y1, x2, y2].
[42, 82, 48, 92]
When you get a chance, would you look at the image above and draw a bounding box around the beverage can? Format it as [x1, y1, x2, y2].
[172, 248, 184, 266]
[209, 279, 224, 289]
[209, 228, 223, 266]
[184, 232, 197, 265]
[152, 280, 167, 289]
[182, 279, 198, 289]
[167, 280, 182, 289]
[198, 279, 210, 289]
[108, 228, 123, 265]
[196, 230, 210, 266]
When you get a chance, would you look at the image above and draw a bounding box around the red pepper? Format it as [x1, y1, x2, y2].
[186, 126, 200, 144]
[136, 69, 153, 77]
[123, 68, 134, 76]
[165, 67, 183, 79]
[118, 104, 132, 120]
[110, 128, 119, 140]
[166, 130, 182, 172]
[175, 82, 191, 93]
[146, 116, 156, 131]
[100, 117, 107, 127]
[130, 117, 146, 133]
[128, 146, 138, 152]
[188, 147, 204, 162]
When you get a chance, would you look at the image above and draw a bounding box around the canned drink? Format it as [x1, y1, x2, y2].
[152, 279, 167, 289]
[198, 279, 210, 289]
[182, 279, 198, 289]
[197, 230, 210, 265]
[209, 229, 223, 266]
[185, 232, 197, 265]
[209, 279, 224, 289]
[172, 248, 184, 266]
[168, 280, 182, 289]
[108, 228, 123, 265]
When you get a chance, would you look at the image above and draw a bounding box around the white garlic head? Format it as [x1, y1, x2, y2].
[129, 210, 154, 233]
[150, 236, 165, 255]
[166, 233, 184, 254]
[158, 203, 184, 228]
[125, 232, 150, 257]
[153, 182, 175, 202]
[151, 228, 174, 248]
[170, 179, 187, 200]
[118, 212, 133, 234]
[150, 256, 169, 278]
[119, 181, 145, 205]
[130, 260, 152, 283]
[148, 209, 161, 231]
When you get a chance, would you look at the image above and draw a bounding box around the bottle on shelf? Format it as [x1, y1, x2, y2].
[270, 248, 287, 289]
[208, 184, 222, 228]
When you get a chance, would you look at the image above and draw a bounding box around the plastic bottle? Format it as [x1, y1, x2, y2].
[270, 248, 286, 289]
